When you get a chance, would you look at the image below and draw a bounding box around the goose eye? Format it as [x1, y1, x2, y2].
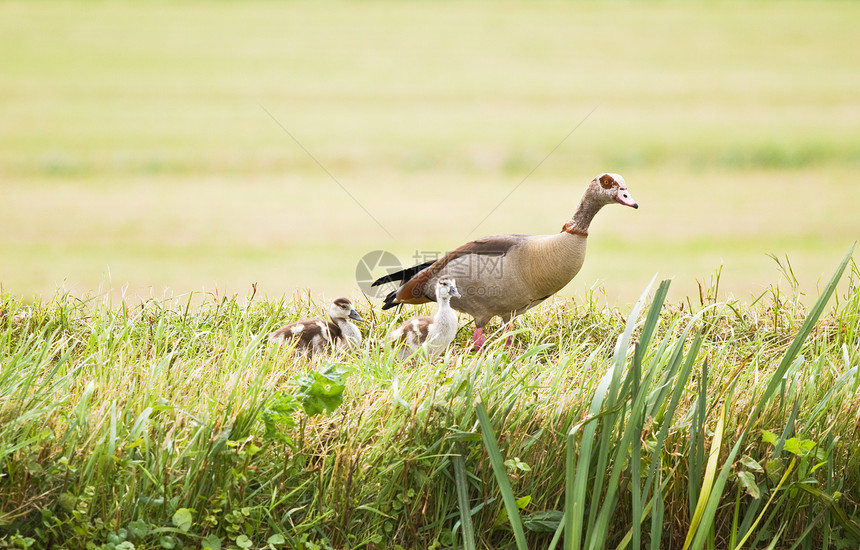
[599, 174, 615, 189]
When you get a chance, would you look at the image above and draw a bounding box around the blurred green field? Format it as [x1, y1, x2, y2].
[1, 0, 858, 306]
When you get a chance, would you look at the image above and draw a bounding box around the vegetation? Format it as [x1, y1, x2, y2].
[1, 250, 857, 549]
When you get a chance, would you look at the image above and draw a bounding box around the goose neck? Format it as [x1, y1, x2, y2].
[563, 196, 603, 236]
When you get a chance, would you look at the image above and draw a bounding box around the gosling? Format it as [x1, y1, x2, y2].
[388, 277, 460, 360]
[270, 297, 363, 355]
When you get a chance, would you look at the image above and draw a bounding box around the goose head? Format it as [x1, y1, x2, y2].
[436, 277, 461, 300]
[587, 173, 638, 209]
[329, 297, 364, 322]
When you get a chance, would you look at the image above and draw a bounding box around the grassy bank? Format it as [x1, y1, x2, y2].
[1, 250, 858, 549]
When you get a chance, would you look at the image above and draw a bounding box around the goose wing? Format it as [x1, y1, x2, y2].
[378, 234, 530, 310]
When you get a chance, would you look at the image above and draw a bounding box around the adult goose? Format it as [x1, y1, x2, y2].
[270, 297, 363, 355]
[372, 173, 637, 350]
[387, 277, 460, 360]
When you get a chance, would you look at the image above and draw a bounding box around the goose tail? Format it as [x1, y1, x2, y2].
[373, 260, 436, 310]
[370, 260, 435, 288]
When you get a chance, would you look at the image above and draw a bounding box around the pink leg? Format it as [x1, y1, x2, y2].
[472, 327, 486, 352]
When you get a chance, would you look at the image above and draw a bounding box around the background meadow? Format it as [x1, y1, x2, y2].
[1, 0, 858, 305]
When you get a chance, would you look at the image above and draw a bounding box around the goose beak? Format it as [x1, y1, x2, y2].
[349, 310, 364, 322]
[450, 287, 462, 298]
[615, 188, 638, 209]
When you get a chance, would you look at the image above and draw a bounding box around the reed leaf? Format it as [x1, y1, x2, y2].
[683, 397, 727, 550]
[452, 445, 477, 550]
[475, 400, 528, 550]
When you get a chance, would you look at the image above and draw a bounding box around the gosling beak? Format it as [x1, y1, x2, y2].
[348, 310, 364, 322]
[450, 287, 462, 298]
[615, 187, 638, 209]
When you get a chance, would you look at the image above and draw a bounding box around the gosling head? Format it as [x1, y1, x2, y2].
[588, 173, 638, 209]
[329, 297, 363, 322]
[436, 277, 461, 301]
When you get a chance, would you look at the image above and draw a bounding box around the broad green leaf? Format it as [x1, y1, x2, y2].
[740, 456, 764, 472]
[259, 391, 299, 444]
[567, 360, 613, 550]
[128, 520, 149, 539]
[236, 535, 253, 549]
[585, 276, 657, 550]
[171, 508, 193, 533]
[267, 533, 286, 546]
[736, 471, 760, 500]
[58, 492, 77, 512]
[298, 364, 350, 416]
[523, 510, 563, 533]
[504, 457, 532, 472]
[783, 437, 816, 457]
[202, 534, 222, 550]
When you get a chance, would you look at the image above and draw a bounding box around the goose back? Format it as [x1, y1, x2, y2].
[270, 319, 345, 355]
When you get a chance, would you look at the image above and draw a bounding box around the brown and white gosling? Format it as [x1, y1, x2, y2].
[372, 173, 638, 351]
[387, 277, 461, 360]
[270, 297, 363, 355]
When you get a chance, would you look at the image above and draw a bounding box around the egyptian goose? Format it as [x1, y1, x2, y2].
[270, 297, 363, 354]
[387, 277, 461, 360]
[372, 173, 637, 350]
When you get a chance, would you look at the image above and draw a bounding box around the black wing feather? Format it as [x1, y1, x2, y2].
[370, 260, 435, 287]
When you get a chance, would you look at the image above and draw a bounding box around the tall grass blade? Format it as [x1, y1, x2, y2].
[631, 352, 642, 550]
[475, 400, 528, 550]
[683, 397, 727, 550]
[583, 276, 656, 550]
[729, 487, 741, 550]
[643, 331, 703, 505]
[452, 445, 477, 550]
[566, 366, 613, 550]
[689, 360, 708, 515]
[793, 484, 860, 541]
[650, 469, 664, 550]
[635, 279, 672, 365]
[614, 466, 676, 550]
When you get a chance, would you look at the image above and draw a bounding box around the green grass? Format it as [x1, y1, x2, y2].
[1, 0, 859, 303]
[0, 249, 858, 549]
